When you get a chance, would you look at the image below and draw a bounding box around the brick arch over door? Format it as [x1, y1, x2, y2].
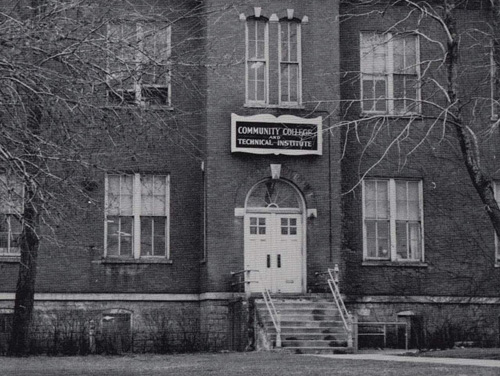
[233, 165, 317, 209]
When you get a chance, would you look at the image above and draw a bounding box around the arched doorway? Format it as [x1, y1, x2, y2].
[244, 178, 306, 293]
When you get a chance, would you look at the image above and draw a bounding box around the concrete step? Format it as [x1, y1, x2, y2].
[282, 339, 349, 347]
[262, 320, 345, 328]
[267, 326, 346, 335]
[278, 333, 348, 341]
[259, 313, 343, 321]
[281, 346, 354, 355]
[254, 295, 352, 354]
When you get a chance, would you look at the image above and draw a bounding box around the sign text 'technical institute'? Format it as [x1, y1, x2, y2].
[231, 114, 322, 156]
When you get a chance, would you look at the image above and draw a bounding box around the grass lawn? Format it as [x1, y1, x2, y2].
[416, 348, 500, 360]
[0, 352, 499, 376]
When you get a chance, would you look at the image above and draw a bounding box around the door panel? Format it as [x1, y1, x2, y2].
[244, 213, 303, 293]
[275, 215, 302, 293]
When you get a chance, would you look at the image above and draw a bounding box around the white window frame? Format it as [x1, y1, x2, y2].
[0, 174, 23, 256]
[278, 19, 302, 106]
[360, 32, 421, 115]
[245, 17, 269, 106]
[362, 179, 424, 262]
[107, 22, 172, 107]
[104, 173, 170, 260]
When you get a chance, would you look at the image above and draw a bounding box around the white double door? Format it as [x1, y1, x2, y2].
[244, 212, 303, 293]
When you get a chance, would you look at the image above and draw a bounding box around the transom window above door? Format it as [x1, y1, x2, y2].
[246, 179, 302, 211]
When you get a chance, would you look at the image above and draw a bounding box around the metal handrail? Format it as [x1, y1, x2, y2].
[230, 269, 259, 292]
[356, 321, 408, 351]
[327, 267, 353, 346]
[262, 286, 281, 348]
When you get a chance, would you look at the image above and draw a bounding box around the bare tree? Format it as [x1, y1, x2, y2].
[0, 0, 211, 355]
[339, 0, 500, 236]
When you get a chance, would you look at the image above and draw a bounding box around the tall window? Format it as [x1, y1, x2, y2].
[363, 179, 424, 262]
[279, 19, 301, 105]
[360, 32, 420, 115]
[107, 23, 171, 107]
[246, 18, 268, 105]
[105, 174, 170, 259]
[0, 174, 22, 256]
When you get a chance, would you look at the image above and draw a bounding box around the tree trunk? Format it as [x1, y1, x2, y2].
[8, 100, 42, 356]
[8, 191, 40, 356]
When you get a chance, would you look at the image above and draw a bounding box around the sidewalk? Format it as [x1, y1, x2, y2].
[308, 351, 500, 368]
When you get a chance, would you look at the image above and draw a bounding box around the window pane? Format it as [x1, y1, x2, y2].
[120, 217, 133, 256]
[396, 181, 408, 220]
[0, 214, 8, 251]
[141, 176, 154, 216]
[407, 182, 420, 220]
[140, 216, 152, 256]
[153, 217, 166, 256]
[107, 176, 121, 215]
[289, 24, 298, 62]
[9, 216, 21, 252]
[362, 79, 374, 111]
[409, 222, 421, 260]
[256, 80, 265, 102]
[374, 79, 387, 112]
[393, 74, 405, 113]
[281, 64, 289, 102]
[396, 221, 408, 259]
[281, 24, 289, 61]
[120, 175, 134, 216]
[406, 76, 418, 111]
[377, 220, 390, 258]
[289, 64, 298, 102]
[361, 33, 386, 74]
[107, 216, 133, 257]
[108, 23, 136, 84]
[153, 176, 167, 216]
[106, 216, 120, 256]
[365, 220, 377, 258]
[405, 36, 417, 74]
[376, 181, 388, 219]
[393, 37, 405, 73]
[364, 180, 376, 218]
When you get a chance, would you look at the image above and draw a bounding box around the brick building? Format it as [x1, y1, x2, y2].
[1, 0, 500, 353]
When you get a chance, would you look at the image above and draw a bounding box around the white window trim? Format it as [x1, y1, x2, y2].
[278, 20, 302, 106]
[362, 179, 424, 262]
[360, 32, 421, 116]
[107, 23, 172, 107]
[245, 18, 269, 106]
[104, 173, 171, 260]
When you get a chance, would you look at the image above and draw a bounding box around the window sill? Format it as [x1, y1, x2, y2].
[362, 260, 427, 267]
[94, 258, 173, 265]
[244, 103, 305, 110]
[0, 255, 21, 263]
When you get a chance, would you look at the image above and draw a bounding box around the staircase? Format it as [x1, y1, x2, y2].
[254, 295, 354, 354]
